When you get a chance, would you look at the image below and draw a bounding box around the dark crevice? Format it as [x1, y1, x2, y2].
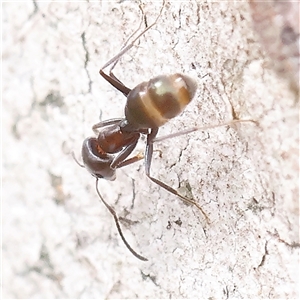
[81, 32, 92, 93]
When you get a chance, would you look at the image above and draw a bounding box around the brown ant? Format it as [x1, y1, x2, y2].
[75, 1, 256, 261]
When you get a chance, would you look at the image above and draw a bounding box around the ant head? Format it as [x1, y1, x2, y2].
[82, 138, 116, 181]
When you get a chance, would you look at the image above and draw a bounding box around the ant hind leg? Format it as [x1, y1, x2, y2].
[99, 0, 165, 96]
[99, 2, 146, 96]
[108, 2, 146, 75]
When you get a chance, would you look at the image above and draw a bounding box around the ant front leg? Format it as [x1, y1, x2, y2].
[110, 138, 139, 169]
[116, 151, 144, 169]
[145, 129, 209, 222]
[152, 119, 258, 143]
[92, 118, 124, 135]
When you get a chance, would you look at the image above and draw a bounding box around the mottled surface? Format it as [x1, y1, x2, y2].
[3, 1, 299, 299]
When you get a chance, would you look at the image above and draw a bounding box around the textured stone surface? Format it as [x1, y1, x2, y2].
[3, 1, 299, 298]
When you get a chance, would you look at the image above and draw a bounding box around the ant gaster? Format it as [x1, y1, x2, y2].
[76, 1, 255, 261]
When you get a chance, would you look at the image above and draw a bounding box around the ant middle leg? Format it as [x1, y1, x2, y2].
[145, 128, 210, 222]
[116, 148, 163, 169]
[116, 151, 144, 169]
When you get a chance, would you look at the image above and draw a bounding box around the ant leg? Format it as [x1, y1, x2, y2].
[108, 2, 146, 76]
[92, 118, 123, 135]
[99, 0, 165, 96]
[110, 139, 139, 169]
[95, 178, 148, 261]
[117, 151, 144, 169]
[99, 70, 131, 96]
[153, 119, 258, 143]
[106, 1, 149, 93]
[145, 128, 209, 222]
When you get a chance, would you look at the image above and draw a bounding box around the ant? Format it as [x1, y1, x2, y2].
[75, 1, 256, 261]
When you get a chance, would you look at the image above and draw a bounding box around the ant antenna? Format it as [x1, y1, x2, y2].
[72, 151, 85, 168]
[95, 178, 148, 261]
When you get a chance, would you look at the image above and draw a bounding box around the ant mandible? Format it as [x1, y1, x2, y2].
[76, 1, 255, 261]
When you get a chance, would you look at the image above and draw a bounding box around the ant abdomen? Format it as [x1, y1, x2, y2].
[82, 137, 116, 181]
[125, 73, 197, 129]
